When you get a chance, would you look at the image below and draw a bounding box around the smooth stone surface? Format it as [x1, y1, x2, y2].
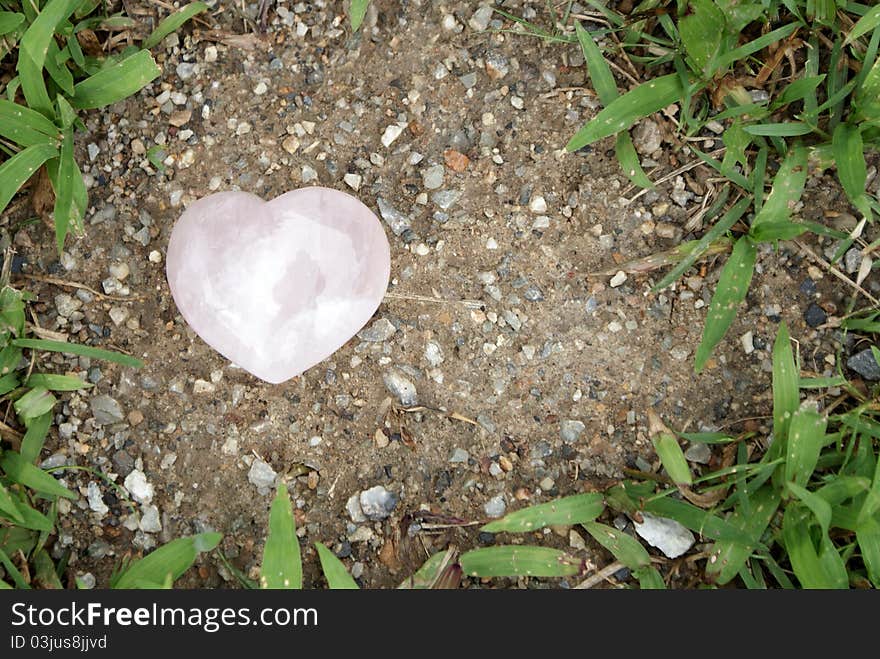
[633, 512, 695, 558]
[166, 188, 391, 384]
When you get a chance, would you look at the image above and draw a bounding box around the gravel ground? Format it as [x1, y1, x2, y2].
[7, 0, 879, 588]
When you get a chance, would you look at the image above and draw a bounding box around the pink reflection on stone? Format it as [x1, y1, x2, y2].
[166, 187, 391, 383]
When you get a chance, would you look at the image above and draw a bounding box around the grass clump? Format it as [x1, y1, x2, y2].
[0, 0, 207, 252]
[500, 1, 880, 369]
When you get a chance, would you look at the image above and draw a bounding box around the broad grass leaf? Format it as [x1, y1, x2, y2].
[0, 452, 74, 499]
[260, 483, 302, 589]
[652, 432, 692, 485]
[566, 74, 682, 151]
[846, 4, 880, 44]
[705, 485, 779, 584]
[13, 387, 57, 423]
[0, 99, 61, 147]
[25, 373, 90, 392]
[459, 546, 583, 578]
[481, 493, 604, 533]
[19, 411, 52, 464]
[0, 11, 24, 35]
[0, 143, 59, 215]
[111, 532, 222, 589]
[782, 505, 848, 588]
[70, 50, 160, 109]
[350, 0, 370, 30]
[832, 123, 867, 205]
[749, 142, 807, 241]
[694, 236, 756, 372]
[784, 402, 827, 488]
[772, 322, 799, 452]
[315, 542, 358, 589]
[679, 0, 724, 77]
[142, 2, 208, 50]
[582, 520, 651, 570]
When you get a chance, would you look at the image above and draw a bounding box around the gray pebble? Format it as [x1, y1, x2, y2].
[422, 164, 445, 190]
[560, 419, 586, 443]
[469, 5, 493, 31]
[376, 198, 411, 236]
[357, 318, 396, 342]
[684, 443, 712, 464]
[484, 495, 506, 518]
[431, 189, 462, 210]
[176, 62, 196, 80]
[844, 247, 862, 274]
[139, 505, 162, 533]
[383, 370, 418, 406]
[848, 348, 880, 380]
[346, 494, 366, 523]
[449, 448, 470, 464]
[86, 482, 108, 515]
[90, 395, 124, 425]
[248, 458, 277, 489]
[359, 485, 397, 520]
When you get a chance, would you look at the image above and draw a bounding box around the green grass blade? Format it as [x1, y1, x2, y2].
[582, 521, 651, 570]
[70, 49, 160, 109]
[111, 532, 221, 589]
[784, 402, 827, 488]
[142, 2, 207, 50]
[481, 493, 604, 533]
[52, 128, 75, 252]
[832, 123, 867, 205]
[260, 483, 302, 589]
[0, 482, 25, 524]
[44, 38, 73, 96]
[749, 142, 807, 241]
[772, 75, 826, 109]
[782, 505, 848, 588]
[705, 485, 780, 584]
[716, 23, 798, 70]
[350, 0, 370, 31]
[0, 11, 24, 34]
[652, 432, 692, 486]
[459, 546, 584, 578]
[857, 515, 880, 587]
[17, 0, 79, 117]
[0, 452, 74, 499]
[575, 21, 616, 103]
[13, 338, 143, 368]
[13, 387, 57, 422]
[846, 4, 880, 45]
[694, 236, 756, 372]
[615, 132, 654, 188]
[654, 197, 749, 292]
[1, 500, 53, 531]
[772, 322, 799, 452]
[634, 566, 666, 589]
[742, 123, 813, 137]
[315, 542, 358, 589]
[643, 497, 752, 544]
[678, 0, 724, 78]
[25, 373, 90, 392]
[0, 142, 58, 215]
[398, 549, 459, 589]
[0, 99, 61, 147]
[566, 74, 682, 151]
[19, 411, 52, 464]
[0, 547, 31, 589]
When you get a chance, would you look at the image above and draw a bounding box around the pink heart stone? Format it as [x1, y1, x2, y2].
[166, 187, 391, 384]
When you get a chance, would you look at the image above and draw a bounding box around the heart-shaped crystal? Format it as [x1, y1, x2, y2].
[166, 187, 391, 383]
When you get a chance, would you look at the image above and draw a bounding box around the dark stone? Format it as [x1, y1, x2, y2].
[804, 303, 827, 328]
[799, 278, 817, 296]
[478, 532, 495, 545]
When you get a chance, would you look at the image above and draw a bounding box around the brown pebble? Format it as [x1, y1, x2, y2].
[444, 149, 470, 172]
[128, 410, 144, 426]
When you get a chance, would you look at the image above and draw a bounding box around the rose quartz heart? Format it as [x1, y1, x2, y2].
[166, 187, 391, 384]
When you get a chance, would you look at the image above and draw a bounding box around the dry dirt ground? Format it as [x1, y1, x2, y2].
[9, 1, 875, 588]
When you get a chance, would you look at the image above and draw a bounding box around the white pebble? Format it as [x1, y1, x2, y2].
[609, 271, 627, 287]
